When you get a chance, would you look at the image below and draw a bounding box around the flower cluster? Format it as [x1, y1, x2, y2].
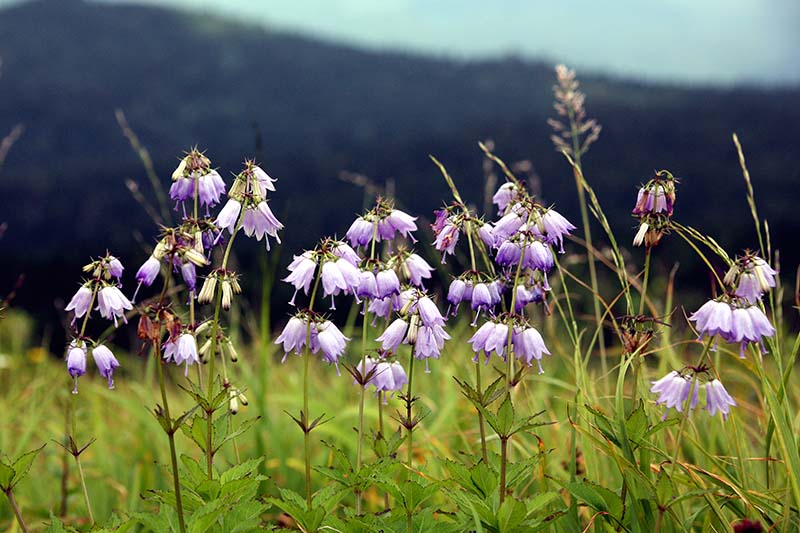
[689, 297, 775, 357]
[275, 311, 350, 373]
[64, 254, 128, 392]
[354, 356, 409, 401]
[631, 170, 677, 248]
[650, 369, 736, 421]
[723, 252, 778, 304]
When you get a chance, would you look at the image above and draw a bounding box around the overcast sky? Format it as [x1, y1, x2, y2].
[9, 0, 800, 85]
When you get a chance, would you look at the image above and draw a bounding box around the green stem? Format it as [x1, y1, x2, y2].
[156, 339, 187, 533]
[639, 246, 652, 316]
[206, 224, 241, 478]
[475, 362, 488, 462]
[303, 271, 322, 510]
[499, 437, 509, 504]
[70, 392, 95, 525]
[4, 489, 29, 533]
[405, 351, 416, 533]
[568, 110, 608, 369]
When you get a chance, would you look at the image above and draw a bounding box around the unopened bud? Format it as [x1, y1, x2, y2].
[226, 340, 239, 363]
[198, 276, 217, 304]
[238, 392, 249, 406]
[221, 280, 233, 310]
[228, 389, 239, 414]
[171, 158, 187, 181]
[406, 314, 420, 344]
[184, 248, 208, 267]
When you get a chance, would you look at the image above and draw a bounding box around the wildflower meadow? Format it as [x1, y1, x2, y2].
[1, 65, 797, 533]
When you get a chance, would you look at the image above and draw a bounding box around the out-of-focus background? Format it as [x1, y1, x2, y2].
[1, 0, 798, 346]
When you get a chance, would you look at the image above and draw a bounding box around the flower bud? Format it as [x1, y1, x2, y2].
[228, 389, 239, 414]
[406, 314, 420, 344]
[198, 276, 217, 304]
[221, 280, 233, 310]
[227, 340, 239, 363]
[171, 158, 187, 181]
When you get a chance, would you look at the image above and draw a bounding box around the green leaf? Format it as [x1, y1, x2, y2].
[0, 461, 14, 490]
[214, 416, 260, 453]
[180, 454, 207, 487]
[564, 481, 623, 521]
[470, 461, 498, 499]
[10, 444, 45, 488]
[625, 403, 648, 444]
[220, 458, 262, 484]
[497, 496, 528, 532]
[496, 396, 515, 437]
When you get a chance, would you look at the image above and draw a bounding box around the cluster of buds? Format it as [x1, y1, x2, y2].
[198, 269, 242, 310]
[224, 380, 249, 415]
[617, 315, 661, 355]
[169, 149, 227, 214]
[64, 253, 129, 392]
[134, 226, 210, 299]
[650, 367, 736, 420]
[723, 251, 778, 304]
[631, 170, 677, 248]
[689, 296, 775, 357]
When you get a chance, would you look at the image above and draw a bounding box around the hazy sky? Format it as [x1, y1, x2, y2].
[11, 0, 800, 85]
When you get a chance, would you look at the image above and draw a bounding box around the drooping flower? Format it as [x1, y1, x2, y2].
[181, 262, 197, 292]
[468, 320, 509, 364]
[96, 286, 133, 326]
[704, 379, 736, 420]
[470, 283, 494, 313]
[523, 241, 554, 272]
[253, 165, 277, 197]
[376, 318, 409, 352]
[313, 320, 349, 372]
[241, 201, 283, 250]
[321, 260, 350, 309]
[215, 199, 242, 234]
[414, 324, 450, 367]
[376, 269, 401, 299]
[107, 256, 125, 279]
[689, 299, 733, 341]
[163, 333, 199, 376]
[492, 183, 519, 214]
[135, 256, 161, 288]
[513, 325, 551, 373]
[284, 252, 317, 304]
[346, 216, 375, 247]
[275, 315, 309, 362]
[356, 270, 379, 299]
[433, 223, 460, 262]
[404, 253, 434, 287]
[65, 285, 93, 324]
[491, 211, 524, 246]
[417, 295, 446, 327]
[92, 344, 120, 388]
[724, 304, 775, 357]
[67, 341, 87, 392]
[379, 209, 418, 242]
[725, 254, 778, 303]
[650, 371, 698, 420]
[539, 209, 575, 253]
[331, 241, 361, 266]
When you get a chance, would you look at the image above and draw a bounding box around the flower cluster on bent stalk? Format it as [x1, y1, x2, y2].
[63, 253, 132, 525]
[65, 253, 129, 393]
[631, 170, 677, 248]
[650, 366, 736, 421]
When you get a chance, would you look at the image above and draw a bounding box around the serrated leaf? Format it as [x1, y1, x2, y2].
[625, 402, 648, 444]
[496, 396, 515, 437]
[470, 461, 498, 499]
[180, 454, 207, 487]
[10, 444, 45, 488]
[497, 496, 527, 532]
[220, 458, 263, 483]
[565, 481, 623, 521]
[0, 461, 14, 489]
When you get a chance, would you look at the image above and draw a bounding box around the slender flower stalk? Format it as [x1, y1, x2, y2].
[4, 488, 29, 533]
[302, 272, 322, 510]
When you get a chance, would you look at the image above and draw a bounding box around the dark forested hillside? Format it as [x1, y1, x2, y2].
[1, 0, 799, 330]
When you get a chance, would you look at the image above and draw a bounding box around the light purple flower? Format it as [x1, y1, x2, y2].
[492, 183, 518, 213]
[514, 284, 544, 312]
[215, 199, 242, 234]
[136, 256, 161, 287]
[67, 340, 87, 387]
[689, 299, 733, 340]
[468, 320, 509, 363]
[107, 256, 124, 279]
[181, 262, 197, 292]
[169, 177, 193, 203]
[433, 223, 460, 262]
[491, 211, 524, 245]
[389, 362, 409, 390]
[379, 209, 418, 242]
[471, 283, 493, 313]
[651, 371, 698, 420]
[284, 252, 317, 304]
[540, 209, 575, 253]
[92, 344, 120, 388]
[495, 241, 522, 267]
[414, 324, 450, 367]
[724, 305, 775, 356]
[346, 216, 375, 247]
[417, 295, 445, 327]
[367, 296, 394, 324]
[96, 286, 133, 327]
[523, 241, 554, 272]
[332, 241, 361, 266]
[376, 318, 409, 352]
[66, 285, 93, 323]
[632, 186, 669, 216]
[478, 223, 494, 247]
[335, 258, 361, 293]
[376, 269, 401, 298]
[732, 256, 777, 303]
[356, 270, 378, 299]
[163, 333, 199, 376]
[197, 170, 226, 207]
[321, 261, 349, 309]
[704, 379, 736, 420]
[447, 279, 468, 311]
[275, 316, 309, 362]
[313, 320, 349, 372]
[242, 201, 283, 250]
[513, 325, 550, 373]
[253, 166, 277, 197]
[404, 253, 434, 286]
